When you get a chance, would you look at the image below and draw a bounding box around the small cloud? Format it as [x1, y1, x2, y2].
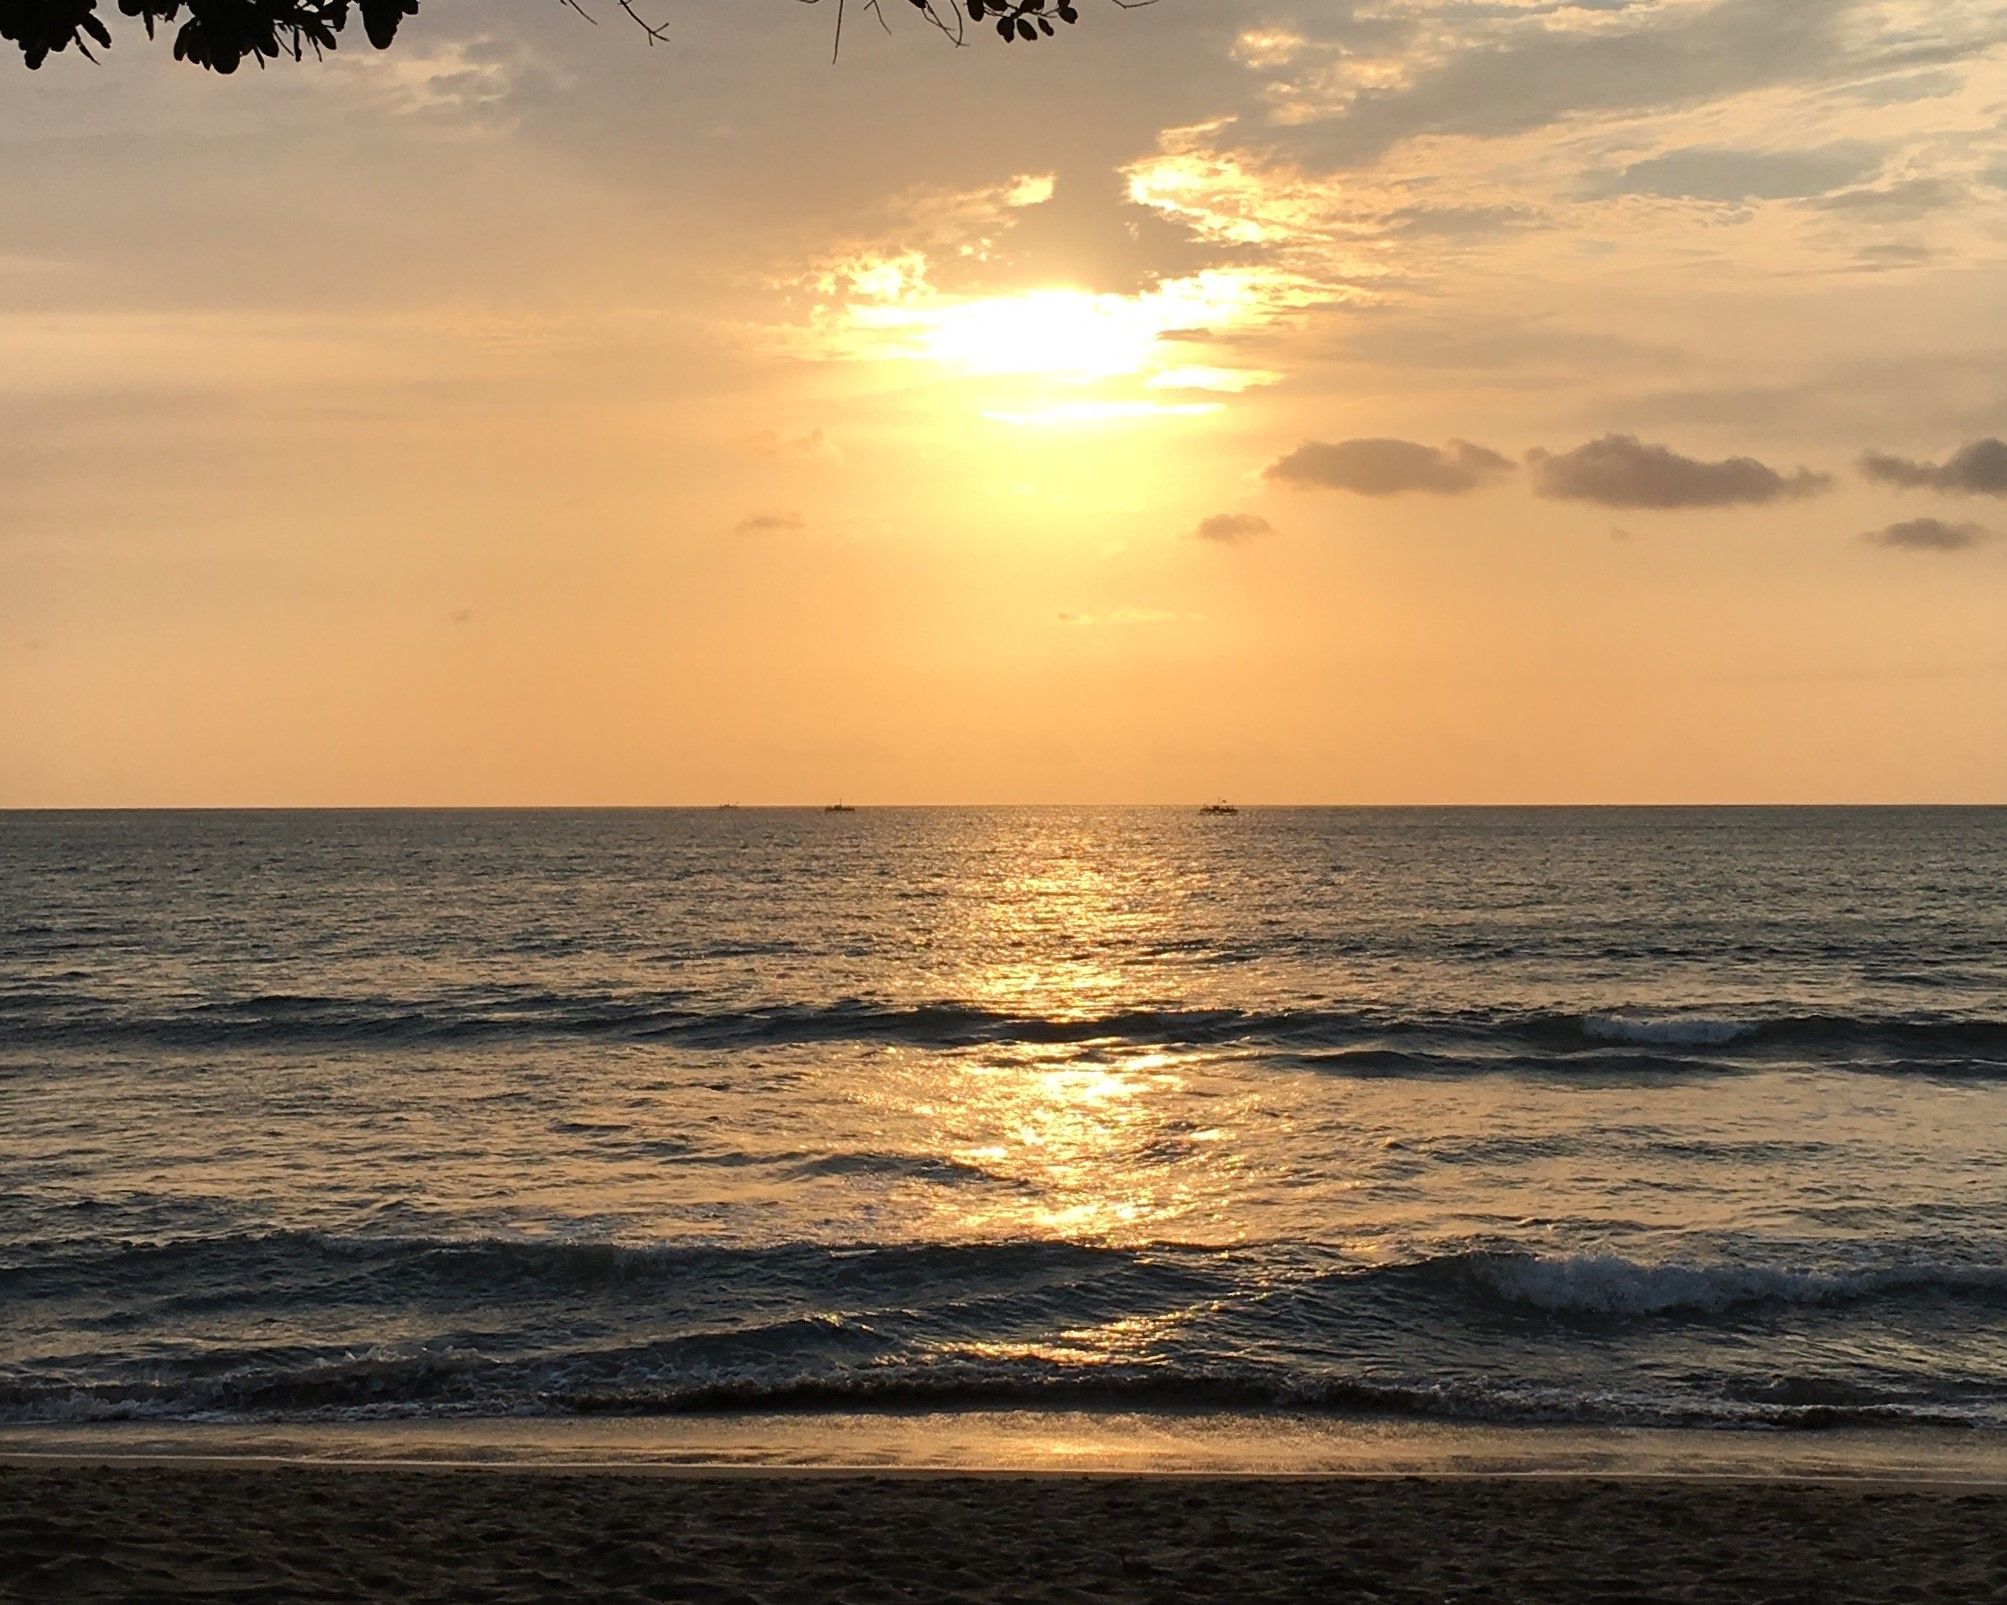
[1584, 144, 1881, 204]
[1528, 435, 1831, 509]
[750, 428, 844, 465]
[449, 607, 475, 626]
[1814, 177, 1964, 220]
[1004, 173, 1056, 208]
[1859, 438, 2007, 497]
[735, 511, 804, 535]
[1383, 202, 1545, 238]
[1053, 607, 1188, 627]
[985, 400, 1223, 427]
[1264, 438, 1514, 496]
[1147, 366, 1281, 394]
[1853, 240, 1935, 272]
[1864, 517, 1991, 553]
[1193, 513, 1275, 545]
[1233, 27, 1304, 69]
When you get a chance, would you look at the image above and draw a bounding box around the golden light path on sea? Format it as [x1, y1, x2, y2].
[903, 846, 1245, 1254]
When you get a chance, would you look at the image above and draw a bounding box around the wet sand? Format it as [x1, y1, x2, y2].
[3, 1463, 2003, 1603]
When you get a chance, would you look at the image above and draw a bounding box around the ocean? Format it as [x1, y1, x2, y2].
[3, 807, 2005, 1437]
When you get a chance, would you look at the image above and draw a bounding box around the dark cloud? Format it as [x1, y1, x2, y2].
[1267, 0, 1876, 170]
[1859, 438, 2007, 496]
[1833, 67, 1967, 106]
[1193, 512, 1275, 544]
[1813, 176, 1965, 219]
[1381, 202, 1546, 238]
[1528, 435, 1832, 509]
[1853, 240, 1936, 272]
[1264, 438, 1514, 496]
[1864, 517, 1990, 552]
[1585, 143, 1881, 204]
[734, 511, 804, 535]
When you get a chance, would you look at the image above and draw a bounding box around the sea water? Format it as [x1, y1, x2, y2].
[3, 807, 2004, 1433]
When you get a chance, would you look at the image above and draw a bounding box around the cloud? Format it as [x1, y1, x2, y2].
[1261, 0, 1872, 171]
[1149, 366, 1282, 394]
[734, 511, 804, 535]
[1193, 512, 1275, 544]
[1053, 608, 1188, 627]
[1003, 173, 1056, 209]
[1584, 144, 1883, 204]
[1863, 517, 1991, 552]
[1264, 437, 1513, 496]
[1859, 438, 2007, 496]
[1528, 435, 1832, 509]
[1852, 241, 1936, 273]
[1381, 202, 1545, 239]
[750, 428, 845, 465]
[1814, 176, 1966, 220]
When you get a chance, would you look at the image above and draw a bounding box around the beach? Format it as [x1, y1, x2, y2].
[4, 1461, 2003, 1603]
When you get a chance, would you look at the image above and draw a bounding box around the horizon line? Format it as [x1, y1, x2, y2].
[4, 801, 2005, 813]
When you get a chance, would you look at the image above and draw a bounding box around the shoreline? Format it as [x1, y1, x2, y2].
[4, 1409, 2003, 1487]
[5, 1458, 2003, 1497]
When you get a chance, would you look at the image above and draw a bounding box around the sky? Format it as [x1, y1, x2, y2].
[3, 0, 2006, 805]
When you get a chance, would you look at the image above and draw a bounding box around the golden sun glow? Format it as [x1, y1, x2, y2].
[911, 289, 1161, 380]
[813, 260, 1297, 409]
[787, 168, 1318, 435]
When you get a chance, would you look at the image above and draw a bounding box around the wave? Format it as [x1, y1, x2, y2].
[10, 1229, 2004, 1324]
[6, 1232, 2003, 1429]
[0, 1232, 1164, 1318]
[3, 1352, 1992, 1434]
[1446, 1251, 2007, 1319]
[6, 991, 2004, 1070]
[1579, 1014, 1758, 1047]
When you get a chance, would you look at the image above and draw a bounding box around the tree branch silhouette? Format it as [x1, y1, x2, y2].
[0, 0, 1151, 71]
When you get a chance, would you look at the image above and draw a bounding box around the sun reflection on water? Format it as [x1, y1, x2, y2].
[937, 1307, 1208, 1373]
[947, 1052, 1193, 1238]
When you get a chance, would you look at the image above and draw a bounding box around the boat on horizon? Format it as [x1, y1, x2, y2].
[1200, 799, 1239, 815]
[824, 802, 856, 813]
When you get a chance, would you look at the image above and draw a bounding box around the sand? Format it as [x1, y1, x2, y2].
[2, 1464, 2003, 1603]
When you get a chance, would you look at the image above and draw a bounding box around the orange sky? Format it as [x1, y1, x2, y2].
[4, 0, 2006, 804]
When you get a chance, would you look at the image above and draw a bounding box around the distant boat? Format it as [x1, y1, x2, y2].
[1199, 799, 1239, 815]
[824, 802, 856, 813]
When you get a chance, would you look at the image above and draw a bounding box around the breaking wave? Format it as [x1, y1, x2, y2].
[5, 1233, 2003, 1429]
[5, 991, 2004, 1074]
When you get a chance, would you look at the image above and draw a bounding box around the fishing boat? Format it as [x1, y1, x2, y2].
[1199, 799, 1238, 815]
[824, 802, 856, 813]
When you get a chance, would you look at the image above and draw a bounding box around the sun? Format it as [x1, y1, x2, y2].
[818, 269, 1287, 424]
[913, 289, 1163, 380]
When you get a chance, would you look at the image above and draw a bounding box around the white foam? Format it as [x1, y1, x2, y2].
[1580, 1014, 1758, 1048]
[1473, 1252, 2007, 1318]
